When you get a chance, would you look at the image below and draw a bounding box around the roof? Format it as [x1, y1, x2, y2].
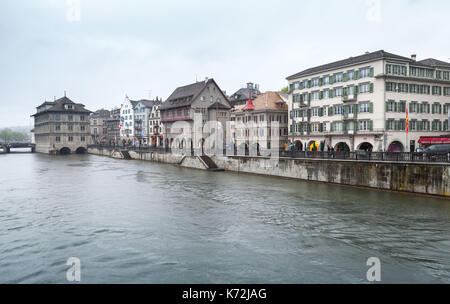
[133, 99, 160, 108]
[417, 58, 450, 68]
[32, 96, 92, 116]
[91, 109, 110, 118]
[160, 78, 230, 110]
[286, 50, 413, 80]
[232, 92, 288, 113]
[230, 87, 260, 101]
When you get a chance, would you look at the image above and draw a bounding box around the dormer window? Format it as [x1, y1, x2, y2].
[65, 104, 74, 110]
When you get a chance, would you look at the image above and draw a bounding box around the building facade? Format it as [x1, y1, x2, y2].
[148, 98, 164, 147]
[89, 109, 110, 145]
[286, 50, 450, 152]
[32, 96, 92, 154]
[160, 78, 231, 152]
[231, 91, 289, 152]
[120, 96, 138, 144]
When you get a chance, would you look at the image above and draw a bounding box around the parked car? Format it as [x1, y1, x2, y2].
[423, 144, 450, 155]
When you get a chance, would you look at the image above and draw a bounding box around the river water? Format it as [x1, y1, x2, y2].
[0, 153, 449, 283]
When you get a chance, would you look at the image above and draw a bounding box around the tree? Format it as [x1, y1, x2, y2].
[280, 86, 289, 93]
[0, 128, 30, 143]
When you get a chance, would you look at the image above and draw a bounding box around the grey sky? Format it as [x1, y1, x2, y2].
[1, 0, 449, 128]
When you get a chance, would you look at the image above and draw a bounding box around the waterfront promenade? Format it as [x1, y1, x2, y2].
[87, 145, 450, 198]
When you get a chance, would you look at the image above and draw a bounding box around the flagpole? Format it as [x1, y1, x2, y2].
[406, 108, 409, 152]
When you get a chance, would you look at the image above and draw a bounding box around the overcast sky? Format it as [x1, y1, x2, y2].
[1, 0, 449, 128]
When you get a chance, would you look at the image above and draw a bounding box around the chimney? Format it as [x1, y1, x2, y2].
[411, 54, 417, 61]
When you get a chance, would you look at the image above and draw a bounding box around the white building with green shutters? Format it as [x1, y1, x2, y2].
[286, 50, 450, 152]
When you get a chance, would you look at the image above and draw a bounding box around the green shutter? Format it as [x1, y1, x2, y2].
[329, 90, 334, 98]
[369, 120, 373, 131]
[369, 83, 374, 93]
[370, 103, 374, 113]
[370, 67, 374, 77]
[355, 71, 359, 79]
[308, 80, 312, 88]
[343, 73, 348, 82]
[329, 75, 334, 84]
[319, 91, 323, 100]
[386, 102, 389, 112]
[319, 78, 323, 86]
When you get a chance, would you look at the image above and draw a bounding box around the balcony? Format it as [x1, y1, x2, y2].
[342, 93, 358, 103]
[343, 112, 358, 120]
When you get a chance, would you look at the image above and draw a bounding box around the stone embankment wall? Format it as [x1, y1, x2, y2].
[88, 148, 450, 198]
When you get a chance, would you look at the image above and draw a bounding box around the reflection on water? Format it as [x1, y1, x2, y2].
[0, 153, 449, 283]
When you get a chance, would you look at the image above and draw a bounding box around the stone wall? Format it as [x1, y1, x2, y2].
[211, 156, 450, 197]
[87, 148, 450, 198]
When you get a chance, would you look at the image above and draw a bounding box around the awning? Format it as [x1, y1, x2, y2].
[418, 137, 450, 145]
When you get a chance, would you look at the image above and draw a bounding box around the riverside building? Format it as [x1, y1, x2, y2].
[286, 50, 450, 152]
[31, 95, 92, 154]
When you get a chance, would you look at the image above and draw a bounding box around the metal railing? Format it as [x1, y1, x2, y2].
[87, 145, 450, 163]
[278, 150, 450, 163]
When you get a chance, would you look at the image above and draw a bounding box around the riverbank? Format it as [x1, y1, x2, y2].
[88, 147, 450, 198]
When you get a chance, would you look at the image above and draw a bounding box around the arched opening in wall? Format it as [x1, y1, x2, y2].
[388, 141, 404, 152]
[335, 142, 350, 152]
[307, 141, 319, 151]
[75, 147, 87, 154]
[294, 140, 303, 151]
[358, 142, 374, 151]
[59, 147, 71, 155]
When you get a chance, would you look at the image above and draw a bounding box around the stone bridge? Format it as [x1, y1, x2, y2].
[0, 142, 36, 153]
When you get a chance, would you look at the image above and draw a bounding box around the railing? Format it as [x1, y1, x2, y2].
[87, 145, 450, 163]
[278, 151, 450, 163]
[88, 144, 171, 153]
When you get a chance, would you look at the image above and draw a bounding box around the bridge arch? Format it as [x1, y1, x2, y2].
[59, 147, 71, 155]
[75, 147, 87, 154]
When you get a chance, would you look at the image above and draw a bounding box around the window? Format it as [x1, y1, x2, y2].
[359, 103, 371, 113]
[334, 73, 343, 83]
[386, 100, 395, 112]
[312, 78, 319, 87]
[334, 87, 343, 97]
[81, 125, 86, 131]
[312, 107, 320, 117]
[68, 136, 73, 142]
[323, 76, 330, 85]
[68, 124, 73, 131]
[410, 102, 418, 113]
[359, 83, 371, 93]
[323, 90, 329, 99]
[386, 119, 395, 130]
[55, 125, 61, 131]
[333, 105, 343, 115]
[80, 116, 85, 121]
[444, 87, 450, 96]
[68, 115, 73, 121]
[358, 120, 370, 131]
[348, 70, 355, 80]
[55, 136, 61, 142]
[359, 67, 371, 78]
[81, 136, 85, 142]
[312, 91, 320, 101]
